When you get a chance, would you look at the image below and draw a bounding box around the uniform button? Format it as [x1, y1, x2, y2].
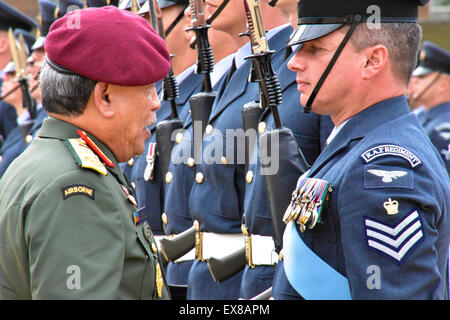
[165, 171, 173, 183]
[26, 135, 33, 144]
[131, 182, 136, 190]
[151, 242, 158, 254]
[193, 220, 200, 231]
[128, 157, 134, 167]
[205, 124, 213, 135]
[143, 222, 152, 241]
[195, 172, 204, 184]
[221, 156, 227, 165]
[175, 132, 183, 144]
[161, 213, 168, 224]
[246, 170, 254, 183]
[145, 254, 150, 261]
[187, 157, 195, 167]
[258, 122, 267, 134]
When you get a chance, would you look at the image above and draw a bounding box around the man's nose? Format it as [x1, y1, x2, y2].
[287, 48, 307, 73]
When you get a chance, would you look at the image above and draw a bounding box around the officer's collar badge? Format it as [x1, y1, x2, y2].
[283, 177, 333, 232]
[65, 129, 115, 176]
[77, 130, 115, 168]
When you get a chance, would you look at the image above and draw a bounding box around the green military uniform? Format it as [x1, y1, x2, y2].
[0, 117, 170, 299]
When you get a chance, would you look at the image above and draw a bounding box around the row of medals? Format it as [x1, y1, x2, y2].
[283, 179, 332, 232]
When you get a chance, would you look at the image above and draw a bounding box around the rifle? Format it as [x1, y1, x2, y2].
[159, 225, 196, 262]
[207, 0, 309, 284]
[186, 0, 217, 165]
[145, 0, 184, 178]
[207, 0, 279, 282]
[207, 246, 246, 283]
[8, 29, 37, 144]
[250, 286, 272, 300]
[247, 0, 309, 252]
[154, 0, 218, 264]
[206, 90, 264, 284]
[242, 0, 310, 253]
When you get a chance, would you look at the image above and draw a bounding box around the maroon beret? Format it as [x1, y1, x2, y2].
[45, 6, 170, 86]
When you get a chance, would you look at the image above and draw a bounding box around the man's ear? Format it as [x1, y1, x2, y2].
[361, 44, 388, 80]
[93, 82, 114, 118]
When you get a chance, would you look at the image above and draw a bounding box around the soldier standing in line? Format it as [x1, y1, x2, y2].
[120, 0, 201, 255]
[273, 0, 450, 299]
[160, 0, 238, 296]
[408, 41, 450, 175]
[0, 2, 37, 147]
[184, 0, 331, 300]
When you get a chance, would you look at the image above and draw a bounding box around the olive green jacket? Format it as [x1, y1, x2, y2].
[0, 117, 170, 300]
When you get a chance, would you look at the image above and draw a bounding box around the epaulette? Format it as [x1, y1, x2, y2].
[66, 138, 108, 176]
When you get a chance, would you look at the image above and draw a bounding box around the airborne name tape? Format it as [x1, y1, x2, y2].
[360, 144, 422, 168]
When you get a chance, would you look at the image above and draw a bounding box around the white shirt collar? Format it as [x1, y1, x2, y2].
[17, 109, 30, 126]
[326, 118, 351, 146]
[176, 64, 196, 84]
[210, 52, 235, 88]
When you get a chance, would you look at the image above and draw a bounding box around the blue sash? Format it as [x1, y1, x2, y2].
[283, 221, 352, 300]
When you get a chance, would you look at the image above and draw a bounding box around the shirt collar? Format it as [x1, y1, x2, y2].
[16, 109, 30, 126]
[326, 118, 351, 146]
[211, 52, 235, 88]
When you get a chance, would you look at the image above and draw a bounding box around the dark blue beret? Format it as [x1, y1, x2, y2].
[0, 1, 37, 31]
[87, 0, 120, 7]
[413, 41, 450, 76]
[55, 0, 84, 19]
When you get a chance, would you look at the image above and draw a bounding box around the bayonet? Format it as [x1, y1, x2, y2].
[190, 0, 206, 27]
[187, 0, 214, 92]
[8, 29, 23, 78]
[243, 0, 268, 54]
[8, 29, 36, 120]
[131, 0, 139, 14]
[243, 0, 282, 127]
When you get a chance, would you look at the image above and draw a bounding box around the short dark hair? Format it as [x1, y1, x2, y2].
[39, 61, 97, 116]
[342, 22, 422, 85]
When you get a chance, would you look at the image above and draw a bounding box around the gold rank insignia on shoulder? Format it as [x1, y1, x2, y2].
[283, 177, 333, 232]
[66, 138, 108, 176]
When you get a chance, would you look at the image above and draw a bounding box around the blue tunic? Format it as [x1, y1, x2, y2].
[273, 96, 450, 300]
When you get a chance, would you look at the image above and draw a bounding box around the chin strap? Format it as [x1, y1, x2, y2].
[206, 0, 230, 25]
[303, 15, 362, 113]
[409, 72, 442, 105]
[164, 5, 188, 37]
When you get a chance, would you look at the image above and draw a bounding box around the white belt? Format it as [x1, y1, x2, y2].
[247, 235, 278, 267]
[197, 232, 245, 261]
